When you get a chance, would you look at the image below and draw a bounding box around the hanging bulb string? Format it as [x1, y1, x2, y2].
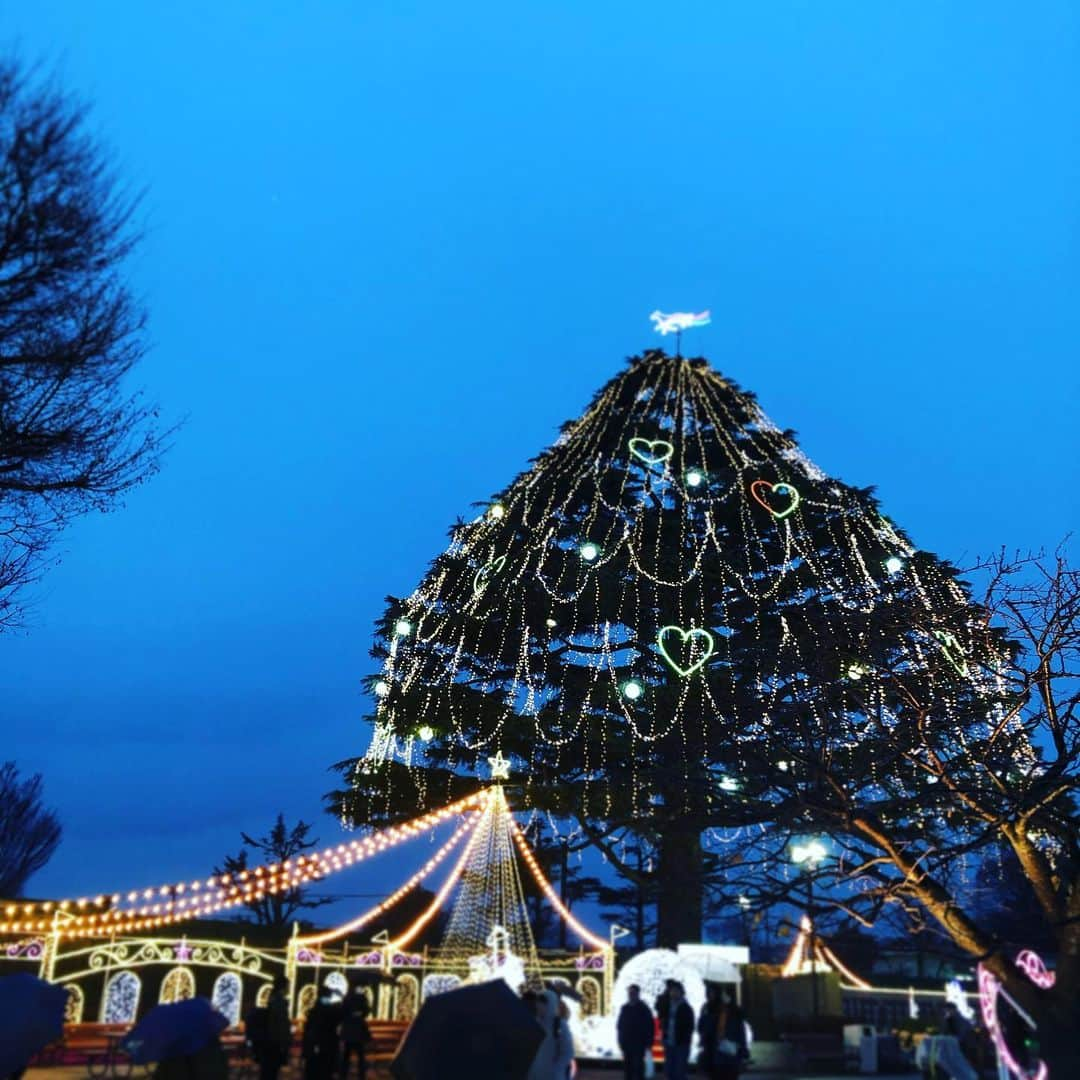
[0, 791, 488, 938]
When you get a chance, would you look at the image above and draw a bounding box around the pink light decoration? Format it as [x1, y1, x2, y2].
[1015, 950, 1056, 989]
[978, 953, 1051, 1080]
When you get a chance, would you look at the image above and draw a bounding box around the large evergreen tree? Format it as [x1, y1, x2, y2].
[331, 350, 1008, 946]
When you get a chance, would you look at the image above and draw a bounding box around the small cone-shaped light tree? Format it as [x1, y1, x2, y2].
[332, 350, 1008, 945]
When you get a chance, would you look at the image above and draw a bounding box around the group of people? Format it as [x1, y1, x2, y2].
[617, 980, 748, 1080]
[244, 976, 372, 1080]
[521, 987, 576, 1079]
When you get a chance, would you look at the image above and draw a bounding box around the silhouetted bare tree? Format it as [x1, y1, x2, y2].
[214, 814, 333, 931]
[0, 761, 62, 897]
[0, 56, 169, 628]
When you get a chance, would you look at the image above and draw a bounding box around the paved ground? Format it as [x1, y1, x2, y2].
[26, 1069, 922, 1079]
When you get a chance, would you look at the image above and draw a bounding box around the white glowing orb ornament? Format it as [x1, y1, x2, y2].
[580, 542, 600, 562]
[612, 948, 707, 1058]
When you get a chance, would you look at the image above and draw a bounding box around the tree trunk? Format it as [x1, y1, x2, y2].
[655, 820, 703, 947]
[635, 846, 647, 949]
[1041, 1013, 1080, 1076]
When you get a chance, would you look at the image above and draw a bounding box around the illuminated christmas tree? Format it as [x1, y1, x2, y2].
[332, 349, 1008, 945]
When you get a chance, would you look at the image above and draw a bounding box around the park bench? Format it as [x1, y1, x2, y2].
[42, 1023, 146, 1077]
[366, 1019, 408, 1071]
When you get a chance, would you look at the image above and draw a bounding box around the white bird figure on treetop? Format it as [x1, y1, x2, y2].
[650, 310, 711, 336]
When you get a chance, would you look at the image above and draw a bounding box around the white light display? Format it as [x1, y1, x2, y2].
[211, 972, 243, 1026]
[611, 949, 707, 1058]
[102, 971, 141, 1023]
[649, 310, 711, 336]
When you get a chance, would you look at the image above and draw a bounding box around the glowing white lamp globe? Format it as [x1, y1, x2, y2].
[685, 469, 705, 488]
[394, 619, 412, 637]
[622, 680, 644, 701]
[885, 556, 904, 575]
[374, 680, 390, 698]
[489, 503, 506, 520]
[418, 726, 435, 742]
[792, 838, 828, 867]
[580, 542, 600, 562]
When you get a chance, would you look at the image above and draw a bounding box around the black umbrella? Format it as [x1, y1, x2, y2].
[0, 974, 67, 1075]
[391, 980, 544, 1080]
[121, 998, 228, 1064]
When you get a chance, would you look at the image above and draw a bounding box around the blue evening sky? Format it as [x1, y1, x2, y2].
[4, 3, 1077, 920]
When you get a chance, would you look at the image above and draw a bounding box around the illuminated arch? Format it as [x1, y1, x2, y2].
[393, 973, 419, 1021]
[102, 971, 141, 1023]
[212, 972, 243, 1026]
[64, 984, 85, 1024]
[577, 976, 601, 1018]
[256, 982, 273, 1008]
[297, 983, 318, 1020]
[160, 966, 196, 1004]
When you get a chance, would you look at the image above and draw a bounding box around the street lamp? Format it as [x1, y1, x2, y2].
[791, 838, 828, 1018]
[737, 894, 752, 948]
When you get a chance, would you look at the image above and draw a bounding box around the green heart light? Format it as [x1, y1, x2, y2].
[657, 625, 715, 677]
[473, 555, 506, 597]
[628, 437, 674, 467]
[933, 630, 969, 677]
[750, 479, 800, 520]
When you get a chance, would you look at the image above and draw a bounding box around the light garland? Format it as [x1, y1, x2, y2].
[779, 914, 871, 990]
[295, 812, 482, 947]
[390, 802, 490, 951]
[510, 821, 607, 951]
[436, 786, 541, 987]
[0, 792, 487, 939]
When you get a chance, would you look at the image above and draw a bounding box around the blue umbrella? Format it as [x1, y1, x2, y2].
[0, 973, 67, 1074]
[121, 997, 228, 1064]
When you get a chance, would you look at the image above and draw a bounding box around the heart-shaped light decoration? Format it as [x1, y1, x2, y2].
[932, 630, 969, 676]
[473, 555, 506, 597]
[657, 625, 715, 677]
[628, 437, 674, 467]
[750, 480, 800, 520]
